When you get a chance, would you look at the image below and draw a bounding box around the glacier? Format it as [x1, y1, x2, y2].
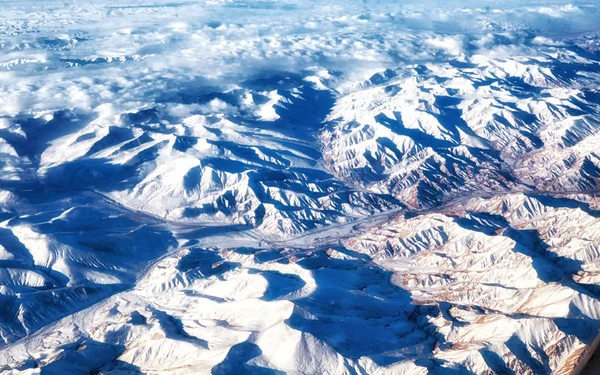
[0, 0, 600, 373]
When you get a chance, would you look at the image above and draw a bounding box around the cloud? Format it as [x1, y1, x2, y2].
[0, 0, 597, 118]
[425, 35, 465, 57]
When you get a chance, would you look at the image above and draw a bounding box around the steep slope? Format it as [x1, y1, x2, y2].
[0, 184, 178, 346]
[322, 51, 600, 208]
[2, 193, 600, 374]
[346, 193, 600, 373]
[1, 77, 400, 239]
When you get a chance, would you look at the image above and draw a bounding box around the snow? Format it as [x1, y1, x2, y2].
[0, 0, 599, 373]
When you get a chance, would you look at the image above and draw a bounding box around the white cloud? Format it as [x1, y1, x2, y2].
[0, 0, 597, 118]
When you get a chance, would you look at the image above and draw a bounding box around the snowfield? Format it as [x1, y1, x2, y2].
[1, 0, 600, 373]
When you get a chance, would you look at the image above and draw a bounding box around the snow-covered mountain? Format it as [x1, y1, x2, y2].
[0, 0, 600, 374]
